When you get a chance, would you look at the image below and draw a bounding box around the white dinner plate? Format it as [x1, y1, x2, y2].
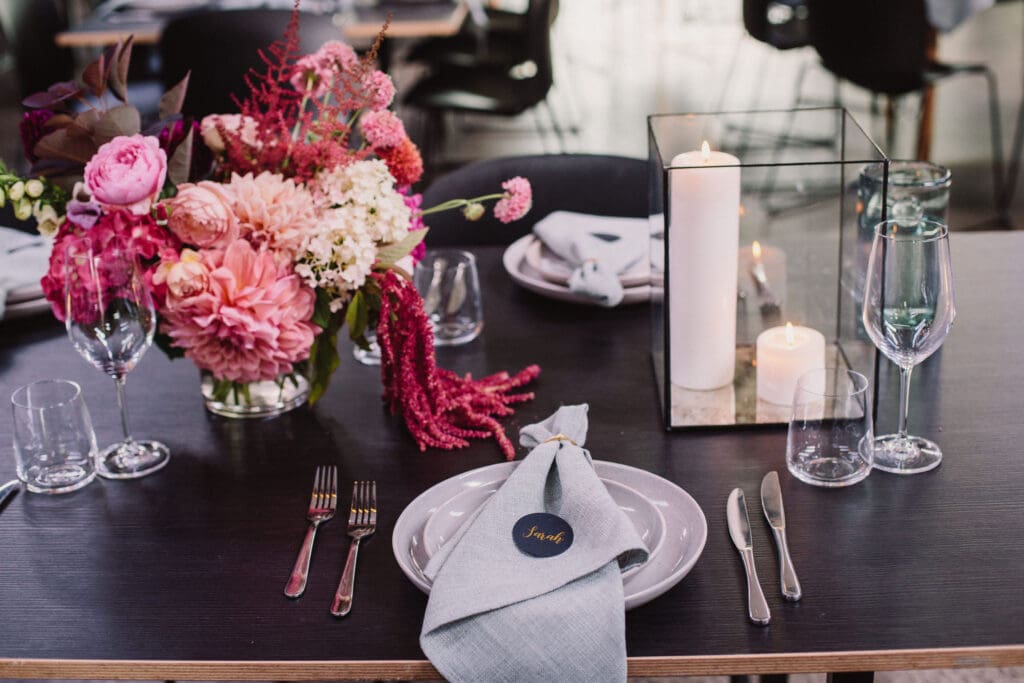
[392, 460, 707, 610]
[502, 235, 651, 306]
[524, 236, 650, 289]
[420, 475, 666, 579]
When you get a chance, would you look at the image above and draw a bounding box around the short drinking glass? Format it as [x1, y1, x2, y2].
[11, 379, 97, 494]
[786, 368, 874, 487]
[414, 250, 484, 346]
[862, 218, 955, 474]
[64, 243, 170, 479]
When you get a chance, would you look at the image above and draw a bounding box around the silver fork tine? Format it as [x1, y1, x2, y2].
[370, 481, 377, 527]
[348, 481, 358, 526]
[284, 466, 337, 598]
[329, 467, 338, 511]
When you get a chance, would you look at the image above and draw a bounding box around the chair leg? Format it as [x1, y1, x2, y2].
[979, 67, 1007, 223]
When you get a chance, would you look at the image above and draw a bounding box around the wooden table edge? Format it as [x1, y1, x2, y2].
[2, 645, 1021, 679]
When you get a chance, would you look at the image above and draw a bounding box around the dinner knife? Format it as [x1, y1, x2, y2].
[761, 471, 802, 602]
[727, 488, 771, 626]
[0, 479, 21, 511]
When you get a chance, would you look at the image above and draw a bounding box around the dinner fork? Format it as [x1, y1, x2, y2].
[284, 465, 337, 598]
[330, 480, 377, 617]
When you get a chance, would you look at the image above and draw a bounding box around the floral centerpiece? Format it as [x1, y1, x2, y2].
[14, 16, 538, 459]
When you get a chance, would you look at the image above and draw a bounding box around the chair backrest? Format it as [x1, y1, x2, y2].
[159, 9, 343, 118]
[807, 0, 929, 95]
[519, 0, 558, 96]
[0, 0, 73, 99]
[422, 154, 648, 246]
[743, 0, 810, 50]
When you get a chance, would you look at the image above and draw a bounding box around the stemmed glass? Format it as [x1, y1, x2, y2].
[64, 243, 170, 479]
[862, 218, 956, 474]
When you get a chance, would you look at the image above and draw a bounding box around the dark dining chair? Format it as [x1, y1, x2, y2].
[159, 9, 343, 118]
[403, 0, 563, 167]
[805, 0, 1005, 219]
[0, 0, 73, 100]
[421, 154, 647, 246]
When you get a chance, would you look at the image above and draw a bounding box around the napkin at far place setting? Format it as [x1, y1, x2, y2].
[533, 211, 647, 307]
[0, 227, 49, 320]
[420, 404, 648, 683]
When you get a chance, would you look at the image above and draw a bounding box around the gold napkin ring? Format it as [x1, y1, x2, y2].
[543, 433, 578, 446]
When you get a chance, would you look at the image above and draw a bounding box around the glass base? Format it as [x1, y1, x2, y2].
[23, 465, 96, 494]
[201, 372, 310, 418]
[871, 433, 942, 474]
[98, 440, 171, 480]
[787, 435, 873, 488]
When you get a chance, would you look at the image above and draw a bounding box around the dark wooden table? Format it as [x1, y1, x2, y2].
[0, 233, 1022, 681]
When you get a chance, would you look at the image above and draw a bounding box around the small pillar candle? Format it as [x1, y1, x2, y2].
[756, 322, 826, 405]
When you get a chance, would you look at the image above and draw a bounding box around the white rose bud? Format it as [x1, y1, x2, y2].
[0, 188, 6, 208]
[25, 179, 45, 198]
[13, 197, 32, 220]
[8, 181, 25, 201]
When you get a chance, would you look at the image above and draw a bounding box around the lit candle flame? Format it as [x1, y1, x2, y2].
[785, 322, 795, 345]
[752, 240, 762, 261]
[701, 140, 711, 162]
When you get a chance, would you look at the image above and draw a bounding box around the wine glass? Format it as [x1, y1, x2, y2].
[862, 218, 955, 474]
[64, 243, 170, 479]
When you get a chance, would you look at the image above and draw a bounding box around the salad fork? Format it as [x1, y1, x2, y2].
[284, 465, 337, 598]
[331, 480, 377, 617]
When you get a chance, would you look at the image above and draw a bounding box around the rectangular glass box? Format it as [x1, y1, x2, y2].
[648, 108, 888, 428]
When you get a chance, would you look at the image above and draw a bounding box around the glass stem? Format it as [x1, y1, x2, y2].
[114, 374, 133, 444]
[897, 365, 914, 440]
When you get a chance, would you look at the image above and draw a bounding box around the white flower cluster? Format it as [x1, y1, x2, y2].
[297, 160, 412, 312]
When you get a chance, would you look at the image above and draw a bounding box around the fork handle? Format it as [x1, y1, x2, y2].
[331, 537, 362, 617]
[284, 522, 318, 598]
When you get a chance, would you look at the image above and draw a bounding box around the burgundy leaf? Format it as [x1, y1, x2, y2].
[93, 105, 141, 145]
[22, 81, 84, 109]
[159, 72, 190, 120]
[34, 128, 97, 164]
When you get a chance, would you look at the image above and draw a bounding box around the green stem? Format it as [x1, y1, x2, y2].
[421, 192, 505, 216]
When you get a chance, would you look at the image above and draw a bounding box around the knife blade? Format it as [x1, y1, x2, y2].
[761, 471, 802, 601]
[727, 488, 771, 626]
[0, 479, 21, 511]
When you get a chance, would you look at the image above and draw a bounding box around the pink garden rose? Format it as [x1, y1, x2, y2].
[166, 181, 239, 248]
[84, 134, 167, 215]
[156, 240, 318, 383]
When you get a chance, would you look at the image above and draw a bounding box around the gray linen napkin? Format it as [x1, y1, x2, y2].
[0, 227, 49, 320]
[420, 404, 648, 683]
[533, 212, 646, 307]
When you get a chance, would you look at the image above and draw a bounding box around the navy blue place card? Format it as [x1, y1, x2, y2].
[512, 513, 574, 558]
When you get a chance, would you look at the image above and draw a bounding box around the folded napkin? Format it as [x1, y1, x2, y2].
[0, 227, 49, 321]
[420, 404, 648, 683]
[533, 212, 647, 307]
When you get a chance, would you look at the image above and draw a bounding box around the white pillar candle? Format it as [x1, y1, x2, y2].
[756, 323, 827, 405]
[669, 142, 741, 390]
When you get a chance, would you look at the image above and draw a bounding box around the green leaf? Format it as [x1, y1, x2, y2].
[93, 105, 141, 144]
[308, 315, 342, 405]
[166, 126, 193, 185]
[344, 290, 368, 341]
[375, 228, 428, 266]
[311, 288, 334, 329]
[159, 72, 191, 120]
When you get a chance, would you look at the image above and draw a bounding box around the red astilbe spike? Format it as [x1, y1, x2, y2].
[375, 270, 540, 460]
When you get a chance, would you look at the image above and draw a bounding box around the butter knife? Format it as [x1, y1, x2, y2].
[761, 471, 802, 601]
[727, 488, 771, 625]
[0, 479, 21, 511]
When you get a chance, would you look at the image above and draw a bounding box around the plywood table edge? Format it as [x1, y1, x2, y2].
[55, 28, 160, 47]
[2, 645, 1022, 679]
[342, 2, 468, 40]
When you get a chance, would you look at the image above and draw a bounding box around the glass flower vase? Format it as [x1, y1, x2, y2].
[200, 371, 310, 419]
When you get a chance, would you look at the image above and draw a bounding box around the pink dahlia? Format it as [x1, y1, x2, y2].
[493, 176, 532, 223]
[156, 240, 318, 383]
[226, 172, 318, 257]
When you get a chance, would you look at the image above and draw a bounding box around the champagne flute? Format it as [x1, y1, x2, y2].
[862, 218, 955, 474]
[64, 242, 170, 479]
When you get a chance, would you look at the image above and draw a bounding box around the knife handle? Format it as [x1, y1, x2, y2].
[740, 547, 771, 626]
[771, 528, 802, 602]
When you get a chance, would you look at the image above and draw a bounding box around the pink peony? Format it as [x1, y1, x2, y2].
[84, 135, 167, 215]
[360, 110, 406, 150]
[157, 240, 318, 383]
[363, 70, 395, 111]
[226, 171, 318, 257]
[493, 176, 532, 223]
[166, 181, 239, 248]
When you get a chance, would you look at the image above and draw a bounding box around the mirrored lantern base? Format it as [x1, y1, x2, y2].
[201, 372, 310, 418]
[97, 440, 170, 480]
[21, 464, 96, 494]
[871, 434, 942, 474]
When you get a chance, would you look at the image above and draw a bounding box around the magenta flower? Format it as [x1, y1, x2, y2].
[493, 176, 532, 223]
[19, 109, 54, 164]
